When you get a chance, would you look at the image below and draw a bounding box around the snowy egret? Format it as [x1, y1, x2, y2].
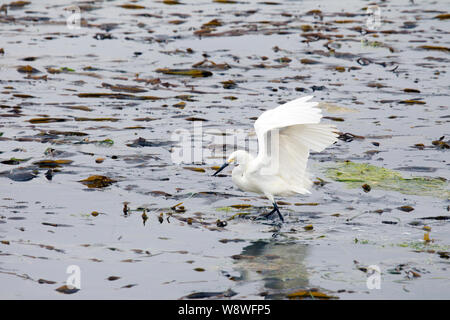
[213, 96, 338, 222]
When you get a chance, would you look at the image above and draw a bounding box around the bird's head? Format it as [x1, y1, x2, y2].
[212, 150, 250, 176]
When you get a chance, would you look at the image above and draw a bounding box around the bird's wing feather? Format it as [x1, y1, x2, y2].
[252, 97, 338, 194]
[254, 96, 322, 137]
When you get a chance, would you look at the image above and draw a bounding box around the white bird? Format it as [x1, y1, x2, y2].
[213, 96, 338, 222]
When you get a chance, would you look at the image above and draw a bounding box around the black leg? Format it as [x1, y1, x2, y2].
[262, 207, 277, 219]
[262, 202, 284, 222]
[274, 202, 284, 222]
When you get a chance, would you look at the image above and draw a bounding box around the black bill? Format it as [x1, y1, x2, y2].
[212, 162, 229, 176]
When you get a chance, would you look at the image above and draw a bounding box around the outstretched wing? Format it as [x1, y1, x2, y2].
[254, 96, 322, 136]
[253, 96, 338, 194]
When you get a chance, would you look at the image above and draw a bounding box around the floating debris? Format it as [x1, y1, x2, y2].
[156, 68, 213, 77]
[77, 93, 162, 101]
[397, 206, 414, 212]
[183, 167, 206, 173]
[418, 45, 450, 53]
[28, 118, 68, 124]
[183, 289, 237, 299]
[91, 211, 100, 217]
[55, 285, 79, 294]
[127, 137, 171, 147]
[17, 65, 40, 74]
[432, 136, 450, 149]
[79, 175, 116, 188]
[33, 160, 73, 168]
[142, 210, 148, 225]
[286, 290, 337, 300]
[435, 13, 450, 20]
[216, 219, 227, 227]
[399, 100, 426, 105]
[5, 170, 37, 182]
[119, 4, 145, 9]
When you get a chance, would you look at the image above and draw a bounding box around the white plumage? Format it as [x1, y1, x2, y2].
[213, 96, 338, 221]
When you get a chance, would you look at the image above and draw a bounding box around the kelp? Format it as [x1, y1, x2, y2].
[156, 68, 213, 77]
[79, 175, 116, 188]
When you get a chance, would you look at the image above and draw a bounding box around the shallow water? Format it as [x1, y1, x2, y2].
[0, 0, 449, 299]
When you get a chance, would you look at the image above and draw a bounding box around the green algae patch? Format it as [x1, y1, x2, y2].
[228, 212, 251, 220]
[395, 241, 449, 253]
[215, 206, 234, 213]
[324, 161, 449, 199]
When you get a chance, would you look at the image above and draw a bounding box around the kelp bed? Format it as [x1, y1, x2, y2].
[0, 0, 449, 299]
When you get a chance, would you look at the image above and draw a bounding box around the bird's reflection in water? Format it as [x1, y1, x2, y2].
[233, 240, 309, 299]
